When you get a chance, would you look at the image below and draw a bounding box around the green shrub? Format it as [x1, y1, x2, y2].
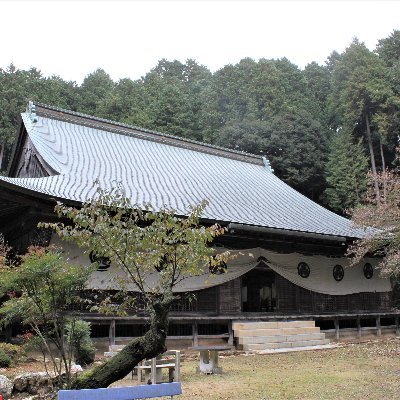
[0, 348, 12, 367]
[0, 342, 25, 359]
[0, 343, 25, 366]
[67, 320, 96, 366]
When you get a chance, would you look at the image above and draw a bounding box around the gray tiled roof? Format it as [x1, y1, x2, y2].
[0, 107, 364, 239]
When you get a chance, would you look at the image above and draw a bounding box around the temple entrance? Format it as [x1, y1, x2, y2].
[241, 267, 277, 312]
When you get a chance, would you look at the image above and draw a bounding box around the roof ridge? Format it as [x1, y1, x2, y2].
[32, 102, 264, 165]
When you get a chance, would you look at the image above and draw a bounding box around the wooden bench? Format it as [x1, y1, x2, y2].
[136, 351, 181, 384]
[58, 382, 182, 400]
[104, 346, 181, 384]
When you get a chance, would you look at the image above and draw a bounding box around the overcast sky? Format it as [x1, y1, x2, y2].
[1, 0, 399, 83]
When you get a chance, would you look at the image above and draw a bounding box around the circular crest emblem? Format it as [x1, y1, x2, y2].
[297, 262, 310, 278]
[363, 263, 374, 279]
[333, 264, 344, 282]
[89, 251, 111, 271]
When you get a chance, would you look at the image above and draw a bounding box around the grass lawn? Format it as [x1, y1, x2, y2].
[2, 338, 399, 399]
[175, 339, 400, 399]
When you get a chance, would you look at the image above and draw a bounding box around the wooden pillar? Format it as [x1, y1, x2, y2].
[334, 318, 340, 340]
[109, 319, 116, 346]
[296, 287, 300, 313]
[311, 292, 315, 314]
[395, 317, 400, 336]
[376, 315, 381, 336]
[228, 320, 234, 346]
[357, 316, 361, 339]
[192, 322, 198, 347]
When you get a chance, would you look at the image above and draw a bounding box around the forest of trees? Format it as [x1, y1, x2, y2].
[1, 30, 399, 214]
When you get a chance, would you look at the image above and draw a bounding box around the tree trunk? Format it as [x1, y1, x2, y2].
[72, 301, 170, 389]
[379, 137, 387, 202]
[0, 143, 4, 172]
[365, 114, 380, 205]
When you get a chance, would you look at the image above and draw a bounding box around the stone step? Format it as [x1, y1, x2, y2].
[234, 326, 320, 337]
[104, 351, 118, 357]
[238, 332, 326, 345]
[232, 321, 315, 330]
[257, 343, 337, 354]
[242, 339, 330, 351]
[110, 344, 125, 351]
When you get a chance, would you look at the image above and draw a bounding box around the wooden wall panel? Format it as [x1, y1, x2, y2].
[218, 278, 241, 314]
[275, 274, 296, 312]
[276, 273, 392, 313]
[197, 287, 218, 312]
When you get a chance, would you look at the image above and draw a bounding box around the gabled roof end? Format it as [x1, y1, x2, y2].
[263, 157, 274, 173]
[26, 101, 38, 123]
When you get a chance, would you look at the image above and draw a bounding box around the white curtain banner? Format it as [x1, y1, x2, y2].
[53, 236, 391, 295]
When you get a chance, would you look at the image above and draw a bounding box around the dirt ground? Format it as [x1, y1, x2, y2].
[2, 338, 400, 399]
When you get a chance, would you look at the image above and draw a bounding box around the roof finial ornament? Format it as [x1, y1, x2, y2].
[26, 101, 38, 123]
[262, 157, 274, 173]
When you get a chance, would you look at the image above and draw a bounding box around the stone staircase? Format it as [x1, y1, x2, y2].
[233, 320, 330, 352]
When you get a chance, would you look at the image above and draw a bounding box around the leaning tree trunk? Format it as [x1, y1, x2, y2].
[72, 301, 171, 389]
[365, 114, 381, 205]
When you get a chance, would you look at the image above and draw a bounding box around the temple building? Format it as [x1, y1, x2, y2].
[0, 102, 398, 348]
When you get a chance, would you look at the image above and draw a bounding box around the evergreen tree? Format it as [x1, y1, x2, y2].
[324, 130, 369, 213]
[78, 69, 114, 115]
[328, 39, 394, 203]
[216, 120, 269, 154]
[264, 110, 327, 200]
[303, 61, 331, 125]
[374, 30, 400, 167]
[376, 30, 400, 67]
[216, 110, 327, 200]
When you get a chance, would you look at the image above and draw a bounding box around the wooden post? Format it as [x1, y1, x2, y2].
[151, 357, 157, 384]
[357, 316, 361, 339]
[334, 318, 340, 340]
[174, 351, 181, 382]
[109, 319, 116, 346]
[192, 322, 198, 347]
[228, 320, 234, 346]
[137, 362, 143, 383]
[376, 315, 381, 336]
[395, 317, 400, 336]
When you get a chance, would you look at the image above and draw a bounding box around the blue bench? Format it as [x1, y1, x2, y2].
[58, 382, 182, 400]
